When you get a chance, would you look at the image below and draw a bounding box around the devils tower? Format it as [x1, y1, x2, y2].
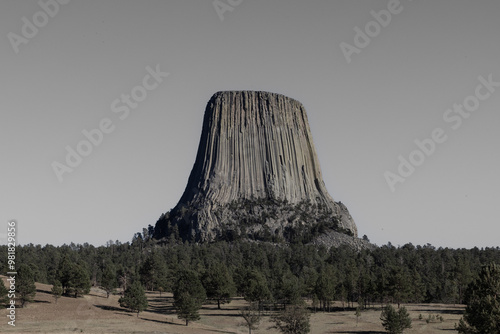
[154, 91, 358, 243]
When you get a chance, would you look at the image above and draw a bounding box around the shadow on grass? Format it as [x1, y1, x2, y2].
[329, 307, 359, 312]
[36, 288, 51, 294]
[88, 292, 107, 298]
[148, 296, 172, 303]
[203, 330, 240, 334]
[201, 305, 241, 312]
[146, 304, 175, 315]
[94, 303, 173, 318]
[142, 316, 244, 333]
[139, 317, 184, 327]
[336, 332, 385, 334]
[414, 308, 464, 315]
[33, 299, 51, 304]
[202, 312, 242, 318]
[94, 304, 125, 313]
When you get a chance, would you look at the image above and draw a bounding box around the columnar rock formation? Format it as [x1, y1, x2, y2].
[154, 91, 358, 243]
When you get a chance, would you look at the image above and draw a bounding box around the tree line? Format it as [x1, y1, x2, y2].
[1, 234, 500, 307]
[1, 232, 500, 332]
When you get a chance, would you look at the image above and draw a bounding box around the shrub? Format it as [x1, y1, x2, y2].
[380, 304, 412, 334]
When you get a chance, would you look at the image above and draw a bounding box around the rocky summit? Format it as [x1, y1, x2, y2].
[154, 91, 359, 244]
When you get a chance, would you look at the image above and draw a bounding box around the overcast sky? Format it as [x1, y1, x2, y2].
[1, 0, 499, 248]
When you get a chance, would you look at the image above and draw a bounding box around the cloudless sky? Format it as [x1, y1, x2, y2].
[1, 0, 499, 248]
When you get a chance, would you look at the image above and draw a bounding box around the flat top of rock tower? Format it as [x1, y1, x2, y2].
[210, 90, 303, 106]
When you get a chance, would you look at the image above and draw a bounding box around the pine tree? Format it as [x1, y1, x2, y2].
[273, 270, 301, 309]
[455, 257, 473, 304]
[118, 281, 148, 317]
[456, 263, 500, 333]
[388, 267, 411, 308]
[380, 304, 412, 334]
[202, 262, 236, 309]
[139, 252, 169, 292]
[300, 267, 318, 301]
[16, 264, 36, 307]
[173, 270, 206, 326]
[315, 265, 336, 311]
[242, 270, 272, 311]
[67, 264, 91, 298]
[101, 265, 117, 298]
[175, 291, 202, 326]
[0, 279, 9, 306]
[409, 269, 425, 303]
[117, 266, 131, 295]
[57, 255, 73, 294]
[355, 306, 362, 325]
[51, 280, 63, 304]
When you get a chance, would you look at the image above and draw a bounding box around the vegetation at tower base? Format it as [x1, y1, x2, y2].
[154, 91, 358, 246]
[456, 263, 500, 333]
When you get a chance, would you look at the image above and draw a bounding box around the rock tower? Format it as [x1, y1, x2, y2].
[154, 91, 358, 243]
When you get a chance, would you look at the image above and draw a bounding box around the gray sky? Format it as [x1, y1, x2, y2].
[1, 0, 499, 248]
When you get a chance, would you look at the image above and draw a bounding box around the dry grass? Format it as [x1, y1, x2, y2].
[0, 276, 464, 333]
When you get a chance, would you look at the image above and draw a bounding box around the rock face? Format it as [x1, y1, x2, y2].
[154, 91, 358, 242]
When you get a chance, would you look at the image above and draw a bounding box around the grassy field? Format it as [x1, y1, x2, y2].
[1, 277, 464, 333]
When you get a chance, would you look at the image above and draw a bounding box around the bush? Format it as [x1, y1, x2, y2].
[380, 304, 412, 334]
[271, 303, 310, 334]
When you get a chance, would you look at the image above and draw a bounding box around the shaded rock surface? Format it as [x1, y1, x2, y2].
[154, 91, 358, 243]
